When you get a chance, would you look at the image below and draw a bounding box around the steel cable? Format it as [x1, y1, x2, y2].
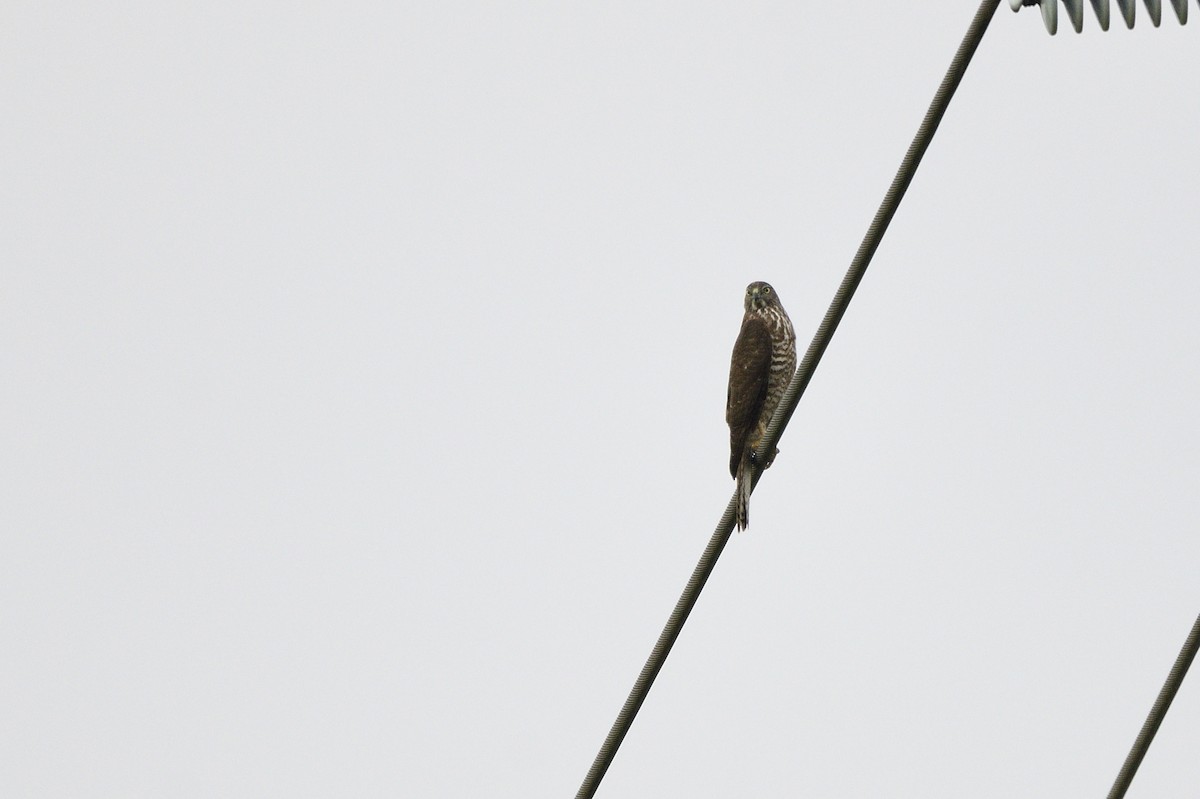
[1106, 612, 1200, 799]
[573, 3, 1002, 796]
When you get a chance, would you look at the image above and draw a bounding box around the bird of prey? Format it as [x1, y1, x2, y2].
[726, 281, 797, 531]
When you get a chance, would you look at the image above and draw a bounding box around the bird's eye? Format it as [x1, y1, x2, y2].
[762, 286, 772, 294]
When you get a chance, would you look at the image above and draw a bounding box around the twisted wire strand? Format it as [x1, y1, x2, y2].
[574, 3, 1002, 797]
[753, 0, 1000, 475]
[1106, 612, 1200, 799]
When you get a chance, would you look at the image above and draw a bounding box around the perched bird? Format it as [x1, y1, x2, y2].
[726, 281, 797, 531]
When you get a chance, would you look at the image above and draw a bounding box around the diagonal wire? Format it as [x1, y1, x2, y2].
[1106, 611, 1200, 799]
[574, 3, 1001, 797]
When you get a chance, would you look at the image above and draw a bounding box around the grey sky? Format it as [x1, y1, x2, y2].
[3, 2, 1198, 797]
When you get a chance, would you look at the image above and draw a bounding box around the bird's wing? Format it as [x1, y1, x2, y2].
[726, 316, 772, 477]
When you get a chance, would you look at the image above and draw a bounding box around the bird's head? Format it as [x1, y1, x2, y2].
[744, 281, 779, 312]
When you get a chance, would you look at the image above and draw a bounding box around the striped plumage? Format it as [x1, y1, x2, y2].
[726, 281, 797, 532]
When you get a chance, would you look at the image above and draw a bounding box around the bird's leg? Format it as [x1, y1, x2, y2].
[749, 447, 781, 469]
[762, 447, 780, 469]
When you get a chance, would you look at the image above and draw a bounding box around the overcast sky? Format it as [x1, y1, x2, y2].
[3, 2, 1199, 797]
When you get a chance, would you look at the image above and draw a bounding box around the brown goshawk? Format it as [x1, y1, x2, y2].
[726, 281, 797, 531]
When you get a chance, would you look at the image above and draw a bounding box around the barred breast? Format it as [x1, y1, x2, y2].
[751, 307, 797, 449]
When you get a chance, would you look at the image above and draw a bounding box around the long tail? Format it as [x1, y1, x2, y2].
[735, 455, 751, 532]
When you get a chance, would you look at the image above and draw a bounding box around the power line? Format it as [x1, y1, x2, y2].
[573, 3, 1002, 797]
[1106, 611, 1200, 799]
